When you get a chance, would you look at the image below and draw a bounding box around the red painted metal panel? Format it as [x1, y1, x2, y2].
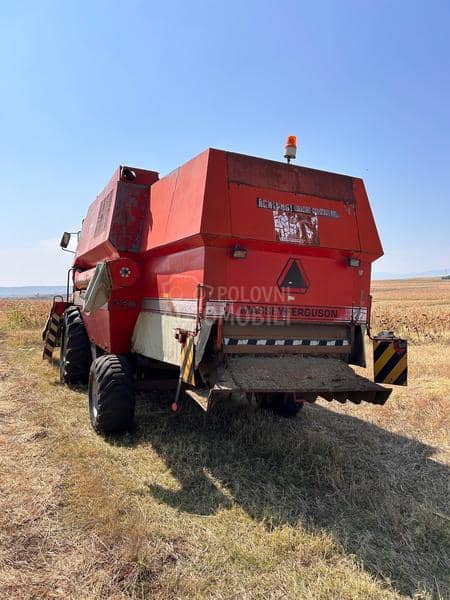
[81, 286, 141, 354]
[353, 178, 384, 258]
[75, 166, 158, 269]
[227, 183, 360, 250]
[109, 183, 148, 252]
[148, 246, 206, 300]
[226, 152, 355, 202]
[201, 149, 231, 235]
[72, 149, 384, 353]
[142, 151, 209, 252]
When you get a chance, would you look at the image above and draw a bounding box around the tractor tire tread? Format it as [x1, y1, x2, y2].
[89, 354, 135, 434]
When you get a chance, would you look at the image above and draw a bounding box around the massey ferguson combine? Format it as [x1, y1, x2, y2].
[43, 140, 407, 434]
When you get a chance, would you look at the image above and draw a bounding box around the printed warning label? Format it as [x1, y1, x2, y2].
[256, 197, 339, 219]
[256, 196, 339, 246]
[273, 210, 319, 245]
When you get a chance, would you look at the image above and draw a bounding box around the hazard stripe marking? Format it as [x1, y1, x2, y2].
[43, 309, 63, 362]
[374, 344, 396, 373]
[393, 368, 407, 385]
[376, 352, 401, 383]
[42, 301, 71, 363]
[180, 337, 195, 386]
[373, 339, 407, 386]
[374, 341, 389, 362]
[382, 354, 407, 385]
[224, 338, 350, 347]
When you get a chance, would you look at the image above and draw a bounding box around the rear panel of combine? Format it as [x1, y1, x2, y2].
[132, 149, 386, 401]
[202, 151, 381, 364]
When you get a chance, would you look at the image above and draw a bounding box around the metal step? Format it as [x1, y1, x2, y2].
[209, 356, 391, 406]
[185, 388, 209, 411]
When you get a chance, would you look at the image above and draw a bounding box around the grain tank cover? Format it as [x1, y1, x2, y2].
[75, 166, 158, 269]
[143, 148, 383, 260]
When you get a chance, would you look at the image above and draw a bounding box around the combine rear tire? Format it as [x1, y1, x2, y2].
[60, 307, 92, 385]
[88, 354, 135, 435]
[267, 393, 304, 418]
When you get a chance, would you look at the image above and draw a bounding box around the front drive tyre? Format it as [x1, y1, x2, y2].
[88, 354, 135, 435]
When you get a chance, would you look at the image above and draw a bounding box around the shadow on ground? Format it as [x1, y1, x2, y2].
[111, 394, 449, 598]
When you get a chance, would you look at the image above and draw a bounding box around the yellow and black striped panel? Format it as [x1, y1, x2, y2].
[373, 338, 407, 385]
[43, 312, 62, 362]
[180, 336, 196, 386]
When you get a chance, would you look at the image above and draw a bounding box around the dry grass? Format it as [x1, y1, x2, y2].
[0, 280, 449, 599]
[371, 278, 450, 344]
[0, 299, 50, 330]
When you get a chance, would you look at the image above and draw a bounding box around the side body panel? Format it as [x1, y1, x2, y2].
[73, 167, 158, 354]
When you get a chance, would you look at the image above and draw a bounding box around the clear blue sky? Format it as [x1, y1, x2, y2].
[1, 0, 449, 285]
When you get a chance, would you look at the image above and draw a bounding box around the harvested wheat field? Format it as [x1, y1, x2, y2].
[0, 278, 449, 599]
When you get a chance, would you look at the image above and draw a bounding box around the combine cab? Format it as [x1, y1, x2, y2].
[43, 144, 407, 434]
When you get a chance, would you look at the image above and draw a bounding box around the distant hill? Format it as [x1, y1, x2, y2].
[0, 286, 66, 299]
[373, 268, 449, 280]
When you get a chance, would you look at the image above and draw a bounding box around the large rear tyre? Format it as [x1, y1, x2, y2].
[89, 354, 135, 435]
[266, 393, 304, 418]
[60, 307, 92, 385]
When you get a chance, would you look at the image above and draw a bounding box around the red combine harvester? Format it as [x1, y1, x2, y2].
[43, 141, 407, 434]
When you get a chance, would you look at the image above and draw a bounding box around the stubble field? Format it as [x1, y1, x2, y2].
[0, 278, 449, 599]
